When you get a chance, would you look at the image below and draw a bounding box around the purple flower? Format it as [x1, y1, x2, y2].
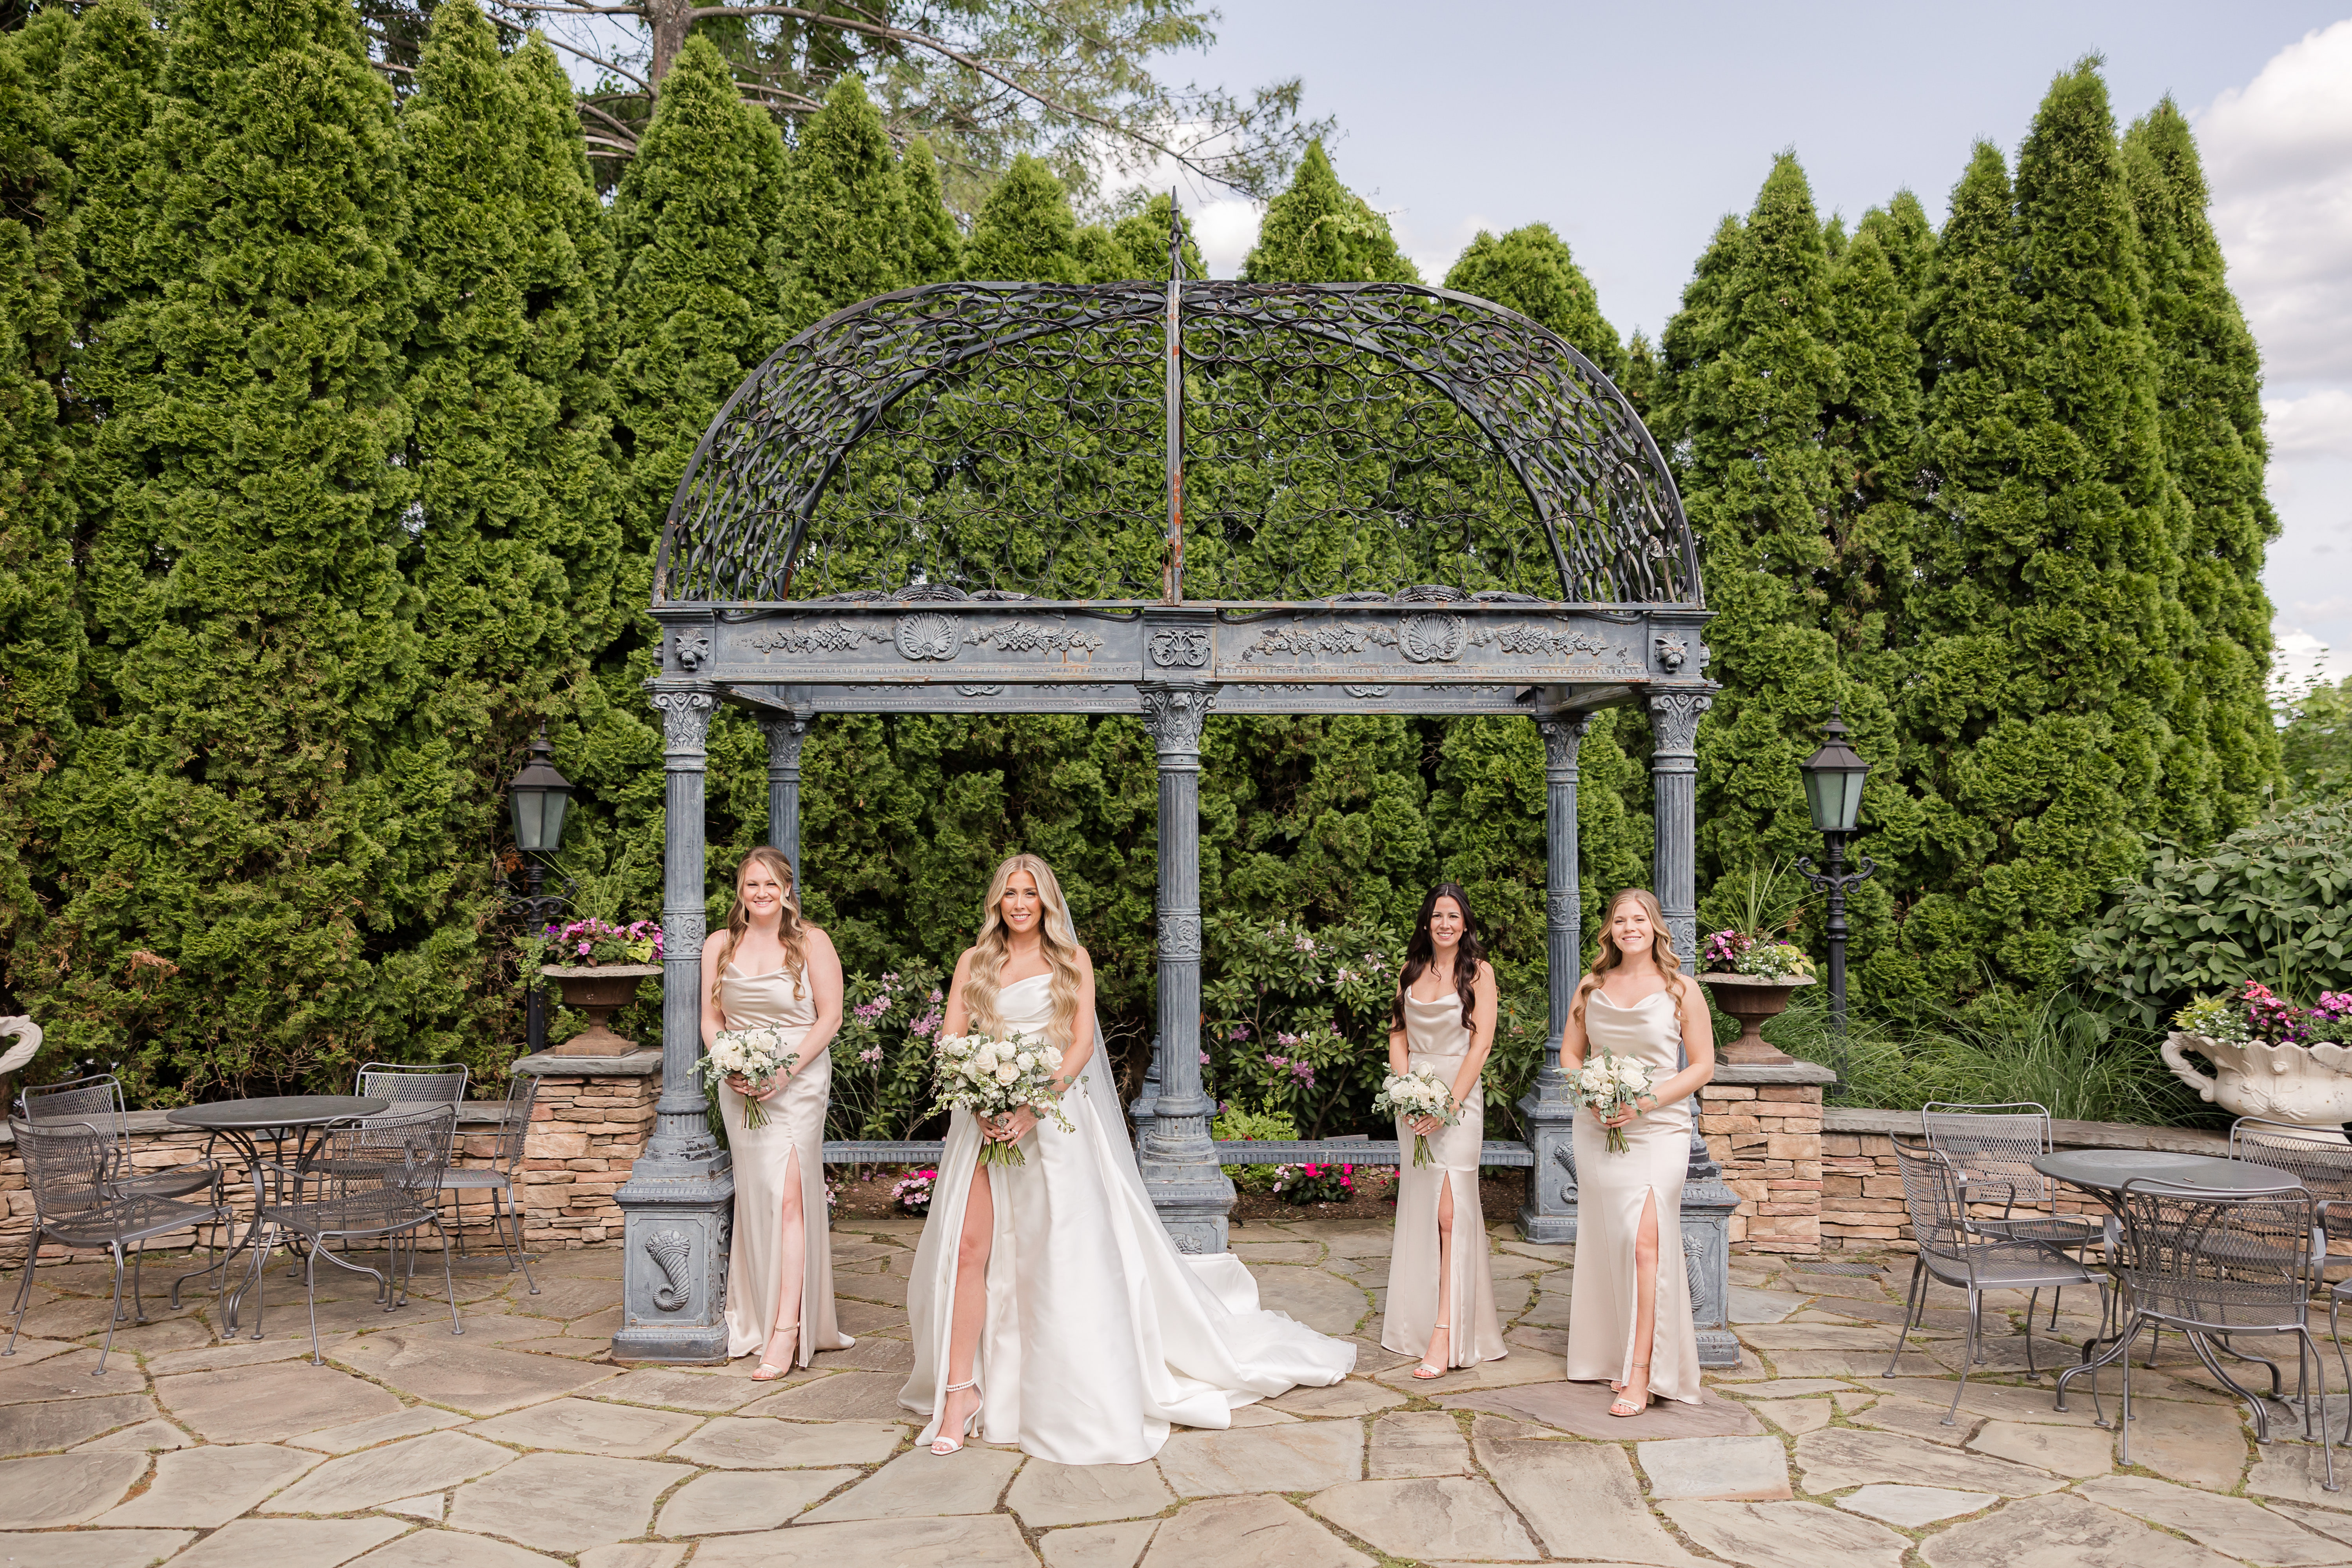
[1199, 1051, 1210, 1065]
[1229, 1024, 1251, 1041]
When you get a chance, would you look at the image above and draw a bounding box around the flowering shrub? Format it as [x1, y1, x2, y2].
[2175, 984, 2352, 1047]
[519, 918, 661, 985]
[1700, 928, 1815, 982]
[1272, 1161, 1357, 1205]
[828, 962, 949, 1142]
[893, 1167, 937, 1214]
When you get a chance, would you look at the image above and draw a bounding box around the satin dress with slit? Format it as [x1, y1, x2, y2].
[900, 973, 1355, 1463]
[717, 961, 853, 1365]
[1379, 991, 1506, 1368]
[1563, 988, 1702, 1404]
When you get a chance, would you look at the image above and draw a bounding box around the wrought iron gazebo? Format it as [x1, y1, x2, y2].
[619, 211, 1718, 1363]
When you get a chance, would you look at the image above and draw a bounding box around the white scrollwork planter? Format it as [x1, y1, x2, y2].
[2162, 1031, 2352, 1131]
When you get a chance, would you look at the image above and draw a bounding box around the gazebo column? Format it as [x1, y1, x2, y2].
[613, 684, 734, 1363]
[1518, 711, 1587, 1243]
[1136, 680, 1232, 1255]
[759, 710, 809, 871]
[1648, 692, 1712, 964]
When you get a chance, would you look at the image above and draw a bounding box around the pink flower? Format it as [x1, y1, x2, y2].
[858, 1047, 883, 1063]
[1229, 1024, 1251, 1041]
[1199, 1051, 1210, 1064]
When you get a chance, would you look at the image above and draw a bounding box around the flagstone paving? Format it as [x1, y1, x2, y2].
[9, 1217, 2352, 1565]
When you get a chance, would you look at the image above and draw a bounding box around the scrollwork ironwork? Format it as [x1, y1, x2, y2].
[1149, 628, 1211, 668]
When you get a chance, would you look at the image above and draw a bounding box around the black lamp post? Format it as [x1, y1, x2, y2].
[504, 726, 575, 1055]
[1795, 705, 1877, 1033]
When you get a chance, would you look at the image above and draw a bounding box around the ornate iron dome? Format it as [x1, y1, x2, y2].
[653, 207, 1700, 609]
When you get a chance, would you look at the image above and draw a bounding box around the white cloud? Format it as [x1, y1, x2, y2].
[2266, 389, 2352, 461]
[1187, 198, 1263, 277]
[2196, 20, 2352, 385]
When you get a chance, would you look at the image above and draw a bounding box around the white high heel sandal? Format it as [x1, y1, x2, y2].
[931, 1379, 979, 1455]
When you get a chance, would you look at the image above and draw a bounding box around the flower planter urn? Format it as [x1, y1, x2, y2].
[1699, 973, 1813, 1065]
[539, 963, 662, 1057]
[2161, 1031, 2352, 1132]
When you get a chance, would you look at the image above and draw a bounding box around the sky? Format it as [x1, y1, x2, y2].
[1132, 2, 2352, 691]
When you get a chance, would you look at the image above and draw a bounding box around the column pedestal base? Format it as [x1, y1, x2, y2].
[611, 1154, 735, 1363]
[1138, 1165, 1234, 1256]
[1517, 1084, 1580, 1243]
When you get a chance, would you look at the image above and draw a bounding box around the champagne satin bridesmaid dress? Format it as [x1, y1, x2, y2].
[1379, 991, 1506, 1369]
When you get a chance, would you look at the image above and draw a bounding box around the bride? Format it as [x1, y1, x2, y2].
[901, 853, 1355, 1463]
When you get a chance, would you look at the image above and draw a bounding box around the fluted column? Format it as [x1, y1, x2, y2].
[1519, 711, 1586, 1241]
[1135, 680, 1231, 1254]
[759, 710, 809, 871]
[613, 683, 733, 1362]
[1648, 691, 1711, 965]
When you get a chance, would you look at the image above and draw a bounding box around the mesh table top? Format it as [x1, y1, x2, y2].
[2034, 1148, 2301, 1194]
[165, 1095, 390, 1129]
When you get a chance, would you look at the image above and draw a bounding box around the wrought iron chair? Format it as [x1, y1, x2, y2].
[2114, 1176, 2334, 1488]
[437, 1073, 539, 1292]
[20, 1072, 225, 1308]
[5, 1116, 230, 1372]
[355, 1062, 470, 1123]
[1922, 1101, 2100, 1327]
[257, 1103, 464, 1364]
[2232, 1119, 2352, 1241]
[1887, 1135, 2103, 1422]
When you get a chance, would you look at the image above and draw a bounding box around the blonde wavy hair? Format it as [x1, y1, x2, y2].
[961, 853, 1085, 1050]
[709, 846, 809, 1005]
[1571, 887, 1690, 1030]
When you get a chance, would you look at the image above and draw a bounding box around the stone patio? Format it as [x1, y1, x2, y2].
[5, 1218, 2351, 1567]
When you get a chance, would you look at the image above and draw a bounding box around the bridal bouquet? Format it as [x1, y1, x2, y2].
[930, 1031, 1071, 1167]
[698, 1027, 799, 1129]
[1570, 1046, 1655, 1154]
[1372, 1067, 1460, 1168]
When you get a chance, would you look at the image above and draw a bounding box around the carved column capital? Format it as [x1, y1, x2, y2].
[1647, 690, 1713, 758]
[1535, 711, 1590, 773]
[652, 688, 717, 763]
[759, 711, 809, 772]
[1137, 682, 1214, 760]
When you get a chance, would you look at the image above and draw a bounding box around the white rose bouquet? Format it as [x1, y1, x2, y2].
[1570, 1045, 1655, 1154]
[1372, 1066, 1460, 1168]
[930, 1031, 1072, 1167]
[698, 1027, 800, 1129]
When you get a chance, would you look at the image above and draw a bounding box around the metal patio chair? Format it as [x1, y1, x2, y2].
[4, 1116, 230, 1372]
[2232, 1119, 2352, 1243]
[258, 1103, 464, 1364]
[438, 1073, 539, 1292]
[20, 1072, 225, 1308]
[354, 1061, 469, 1127]
[1887, 1135, 2103, 1422]
[1922, 1101, 2101, 1328]
[2115, 1176, 2334, 1488]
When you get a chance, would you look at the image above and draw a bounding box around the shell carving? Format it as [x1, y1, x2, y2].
[1398, 612, 1467, 663]
[893, 613, 961, 661]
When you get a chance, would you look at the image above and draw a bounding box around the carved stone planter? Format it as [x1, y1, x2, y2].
[2162, 1031, 2352, 1132]
[1699, 973, 1813, 1066]
[541, 964, 663, 1057]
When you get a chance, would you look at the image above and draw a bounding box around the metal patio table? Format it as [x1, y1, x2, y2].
[165, 1095, 388, 1336]
[2036, 1148, 2300, 1416]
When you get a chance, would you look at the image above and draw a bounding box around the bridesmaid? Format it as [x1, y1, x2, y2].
[701, 847, 854, 1379]
[1380, 883, 1508, 1377]
[1561, 887, 1716, 1415]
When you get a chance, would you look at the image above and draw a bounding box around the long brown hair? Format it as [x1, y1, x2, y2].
[709, 846, 809, 1004]
[1392, 882, 1486, 1034]
[1571, 887, 1688, 1030]
[962, 853, 1085, 1050]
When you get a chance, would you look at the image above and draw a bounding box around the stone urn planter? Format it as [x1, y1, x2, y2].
[2161, 1032, 2352, 1132]
[539, 963, 662, 1057]
[1699, 973, 1813, 1065]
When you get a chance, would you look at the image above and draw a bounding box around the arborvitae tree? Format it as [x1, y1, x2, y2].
[960, 154, 1081, 281]
[900, 137, 962, 285]
[36, 0, 453, 1094]
[610, 33, 787, 559]
[396, 0, 626, 1048]
[1240, 140, 1419, 284]
[1443, 223, 1625, 380]
[773, 75, 908, 336]
[2123, 99, 2278, 835]
[0, 16, 84, 968]
[1822, 198, 1926, 661]
[1898, 63, 2193, 1002]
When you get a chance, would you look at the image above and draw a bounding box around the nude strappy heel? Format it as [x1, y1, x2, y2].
[1412, 1324, 1452, 1379]
[931, 1379, 979, 1455]
[1609, 1362, 1651, 1417]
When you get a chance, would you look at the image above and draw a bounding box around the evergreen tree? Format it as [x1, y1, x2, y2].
[900, 137, 962, 285]
[36, 0, 450, 1094]
[773, 75, 909, 336]
[1240, 140, 1419, 284]
[2123, 98, 2278, 835]
[961, 153, 1081, 281]
[1443, 223, 1625, 381]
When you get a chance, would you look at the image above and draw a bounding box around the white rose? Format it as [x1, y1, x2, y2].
[996, 1063, 1020, 1084]
[1040, 1045, 1063, 1070]
[1016, 1051, 1036, 1072]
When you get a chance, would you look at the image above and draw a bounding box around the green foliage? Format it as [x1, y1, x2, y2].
[827, 961, 947, 1141]
[899, 138, 962, 285]
[962, 154, 1081, 282]
[2073, 801, 2352, 1026]
[1213, 1105, 1295, 1192]
[1241, 140, 1419, 285]
[773, 75, 908, 337]
[2278, 675, 2352, 801]
[1443, 223, 1624, 380]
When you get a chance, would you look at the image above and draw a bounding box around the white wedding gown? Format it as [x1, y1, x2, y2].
[900, 974, 1355, 1463]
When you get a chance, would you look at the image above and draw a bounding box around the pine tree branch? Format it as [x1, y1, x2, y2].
[528, 31, 654, 94]
[576, 100, 643, 147]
